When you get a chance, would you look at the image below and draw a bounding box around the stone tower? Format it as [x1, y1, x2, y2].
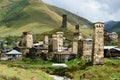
[73, 25, 82, 40]
[72, 40, 79, 54]
[92, 22, 104, 65]
[44, 34, 49, 48]
[72, 25, 82, 55]
[52, 32, 64, 52]
[56, 32, 64, 48]
[61, 14, 67, 29]
[21, 32, 33, 48]
[52, 35, 58, 52]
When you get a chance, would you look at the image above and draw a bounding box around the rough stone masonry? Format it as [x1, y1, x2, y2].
[92, 22, 104, 65]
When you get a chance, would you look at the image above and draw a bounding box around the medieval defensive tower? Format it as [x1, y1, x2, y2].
[92, 22, 104, 65]
[61, 14, 67, 29]
[21, 32, 33, 48]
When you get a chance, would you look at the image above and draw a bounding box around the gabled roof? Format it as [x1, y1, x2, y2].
[6, 50, 22, 55]
[112, 48, 120, 51]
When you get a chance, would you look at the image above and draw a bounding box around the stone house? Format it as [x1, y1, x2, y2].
[28, 41, 48, 59]
[29, 47, 48, 59]
[104, 46, 120, 57]
[0, 50, 22, 61]
[107, 32, 118, 42]
[53, 50, 76, 62]
[79, 38, 93, 60]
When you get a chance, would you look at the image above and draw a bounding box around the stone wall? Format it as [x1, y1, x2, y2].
[82, 39, 92, 60]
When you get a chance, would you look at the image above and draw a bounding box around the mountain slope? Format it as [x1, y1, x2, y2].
[47, 4, 92, 27]
[0, 0, 93, 37]
[105, 21, 120, 32]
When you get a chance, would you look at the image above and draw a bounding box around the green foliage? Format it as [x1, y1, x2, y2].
[108, 40, 118, 46]
[117, 31, 120, 37]
[5, 36, 20, 45]
[0, 0, 29, 25]
[0, 36, 20, 49]
[35, 28, 74, 42]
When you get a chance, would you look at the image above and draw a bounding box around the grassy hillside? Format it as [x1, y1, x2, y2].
[0, 64, 53, 80]
[0, 0, 92, 37]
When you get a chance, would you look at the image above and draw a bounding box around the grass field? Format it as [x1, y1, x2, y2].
[0, 58, 120, 80]
[0, 64, 54, 80]
[65, 58, 120, 80]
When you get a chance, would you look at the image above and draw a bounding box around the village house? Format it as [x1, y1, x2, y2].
[53, 50, 76, 62]
[29, 41, 48, 59]
[0, 50, 22, 61]
[104, 31, 118, 45]
[107, 32, 118, 42]
[104, 46, 120, 57]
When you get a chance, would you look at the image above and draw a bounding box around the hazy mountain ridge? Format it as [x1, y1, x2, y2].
[105, 20, 120, 32]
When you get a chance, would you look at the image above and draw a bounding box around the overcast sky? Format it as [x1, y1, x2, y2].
[43, 0, 120, 22]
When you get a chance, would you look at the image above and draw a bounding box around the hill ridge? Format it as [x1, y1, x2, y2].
[0, 0, 92, 37]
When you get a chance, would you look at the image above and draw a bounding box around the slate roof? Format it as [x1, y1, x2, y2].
[6, 50, 22, 55]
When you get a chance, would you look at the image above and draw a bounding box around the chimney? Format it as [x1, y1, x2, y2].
[62, 14, 67, 29]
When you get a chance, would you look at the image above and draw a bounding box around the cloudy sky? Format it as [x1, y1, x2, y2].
[43, 0, 120, 22]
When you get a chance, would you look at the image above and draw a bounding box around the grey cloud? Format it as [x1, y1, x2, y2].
[43, 0, 120, 22]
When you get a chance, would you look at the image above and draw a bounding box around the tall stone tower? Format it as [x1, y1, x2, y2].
[72, 25, 82, 55]
[56, 32, 64, 48]
[61, 14, 67, 29]
[52, 35, 58, 52]
[21, 32, 33, 48]
[52, 32, 64, 52]
[44, 34, 49, 48]
[92, 22, 104, 65]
